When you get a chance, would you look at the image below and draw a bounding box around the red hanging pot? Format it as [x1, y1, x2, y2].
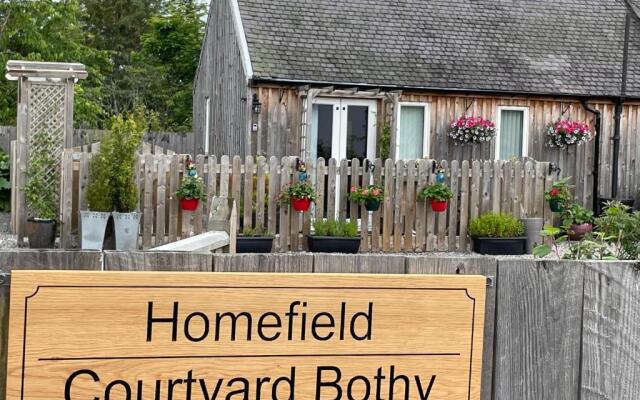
[291, 197, 311, 212]
[431, 200, 448, 213]
[180, 198, 199, 211]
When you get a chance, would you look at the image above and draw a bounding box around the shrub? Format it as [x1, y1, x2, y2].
[313, 219, 359, 238]
[176, 176, 204, 200]
[419, 183, 453, 202]
[85, 109, 146, 213]
[469, 213, 524, 238]
[241, 226, 273, 237]
[562, 203, 593, 226]
[595, 201, 640, 260]
[23, 129, 58, 220]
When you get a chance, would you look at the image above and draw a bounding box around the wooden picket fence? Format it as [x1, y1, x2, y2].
[48, 152, 558, 251]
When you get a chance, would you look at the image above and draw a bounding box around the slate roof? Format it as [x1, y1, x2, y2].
[237, 0, 640, 97]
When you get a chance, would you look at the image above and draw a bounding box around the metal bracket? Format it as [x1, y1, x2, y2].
[486, 276, 495, 287]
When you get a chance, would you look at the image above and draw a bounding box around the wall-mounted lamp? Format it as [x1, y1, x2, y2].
[252, 94, 262, 114]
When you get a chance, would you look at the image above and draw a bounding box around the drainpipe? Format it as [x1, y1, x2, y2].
[581, 100, 601, 214]
[611, 10, 632, 199]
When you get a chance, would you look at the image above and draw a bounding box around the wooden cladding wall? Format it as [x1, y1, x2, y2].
[399, 93, 640, 203]
[253, 86, 302, 158]
[247, 87, 639, 206]
[193, 0, 251, 157]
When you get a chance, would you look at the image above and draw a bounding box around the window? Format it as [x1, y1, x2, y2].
[204, 97, 211, 155]
[396, 103, 430, 160]
[496, 106, 529, 160]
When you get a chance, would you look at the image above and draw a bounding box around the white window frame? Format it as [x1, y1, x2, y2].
[395, 102, 430, 160]
[204, 97, 211, 155]
[495, 106, 529, 160]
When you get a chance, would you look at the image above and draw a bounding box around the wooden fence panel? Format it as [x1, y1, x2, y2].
[43, 155, 559, 252]
[580, 262, 640, 400]
[494, 260, 584, 400]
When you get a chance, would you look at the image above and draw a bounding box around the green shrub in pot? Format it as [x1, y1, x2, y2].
[308, 219, 360, 253]
[23, 130, 59, 248]
[562, 203, 594, 241]
[469, 213, 526, 255]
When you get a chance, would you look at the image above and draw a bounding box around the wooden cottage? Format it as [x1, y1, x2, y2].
[194, 0, 640, 207]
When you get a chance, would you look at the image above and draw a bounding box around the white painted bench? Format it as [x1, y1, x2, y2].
[151, 197, 237, 254]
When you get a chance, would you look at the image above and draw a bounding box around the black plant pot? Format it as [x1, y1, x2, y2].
[472, 237, 526, 255]
[236, 236, 274, 253]
[307, 236, 361, 253]
[26, 218, 57, 249]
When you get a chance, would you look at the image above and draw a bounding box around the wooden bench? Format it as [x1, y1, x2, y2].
[152, 197, 237, 253]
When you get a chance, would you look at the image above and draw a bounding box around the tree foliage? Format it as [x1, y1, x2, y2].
[0, 0, 205, 132]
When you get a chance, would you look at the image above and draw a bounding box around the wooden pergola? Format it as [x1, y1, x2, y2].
[5, 60, 87, 245]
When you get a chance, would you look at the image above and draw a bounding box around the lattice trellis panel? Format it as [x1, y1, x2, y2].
[26, 83, 66, 209]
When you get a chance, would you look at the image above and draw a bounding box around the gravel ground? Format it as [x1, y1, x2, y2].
[0, 213, 18, 249]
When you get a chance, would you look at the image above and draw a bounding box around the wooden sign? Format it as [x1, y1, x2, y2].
[6, 271, 486, 400]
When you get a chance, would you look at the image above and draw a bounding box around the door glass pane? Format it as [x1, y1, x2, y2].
[312, 104, 334, 160]
[346, 105, 368, 160]
[500, 110, 524, 160]
[399, 106, 425, 160]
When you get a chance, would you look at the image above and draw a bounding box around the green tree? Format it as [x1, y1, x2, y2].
[135, 0, 206, 131]
[0, 0, 111, 127]
[0, 0, 205, 132]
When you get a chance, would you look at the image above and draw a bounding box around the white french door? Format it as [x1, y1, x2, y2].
[310, 98, 377, 219]
[310, 98, 377, 162]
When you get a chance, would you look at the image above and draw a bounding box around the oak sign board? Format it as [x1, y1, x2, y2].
[6, 271, 486, 400]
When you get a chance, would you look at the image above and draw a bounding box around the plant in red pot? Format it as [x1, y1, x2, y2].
[280, 182, 316, 212]
[544, 177, 572, 213]
[348, 184, 384, 212]
[419, 183, 453, 213]
[562, 203, 594, 241]
[176, 176, 205, 212]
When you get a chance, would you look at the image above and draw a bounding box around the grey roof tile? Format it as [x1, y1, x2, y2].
[237, 0, 640, 97]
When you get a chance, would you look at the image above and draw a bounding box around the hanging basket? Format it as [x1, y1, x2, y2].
[180, 198, 200, 211]
[291, 197, 311, 212]
[431, 200, 448, 213]
[365, 199, 381, 212]
[548, 199, 564, 213]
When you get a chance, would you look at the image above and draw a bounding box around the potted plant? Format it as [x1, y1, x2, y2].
[280, 181, 316, 212]
[348, 184, 384, 211]
[308, 219, 361, 253]
[545, 177, 572, 212]
[176, 176, 205, 211]
[109, 114, 145, 251]
[562, 203, 594, 241]
[82, 151, 113, 250]
[546, 120, 593, 149]
[23, 130, 58, 248]
[237, 227, 274, 253]
[448, 116, 496, 145]
[469, 212, 526, 255]
[419, 183, 453, 212]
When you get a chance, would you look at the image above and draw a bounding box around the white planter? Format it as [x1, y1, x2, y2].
[80, 211, 110, 250]
[113, 212, 141, 251]
[522, 217, 544, 254]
